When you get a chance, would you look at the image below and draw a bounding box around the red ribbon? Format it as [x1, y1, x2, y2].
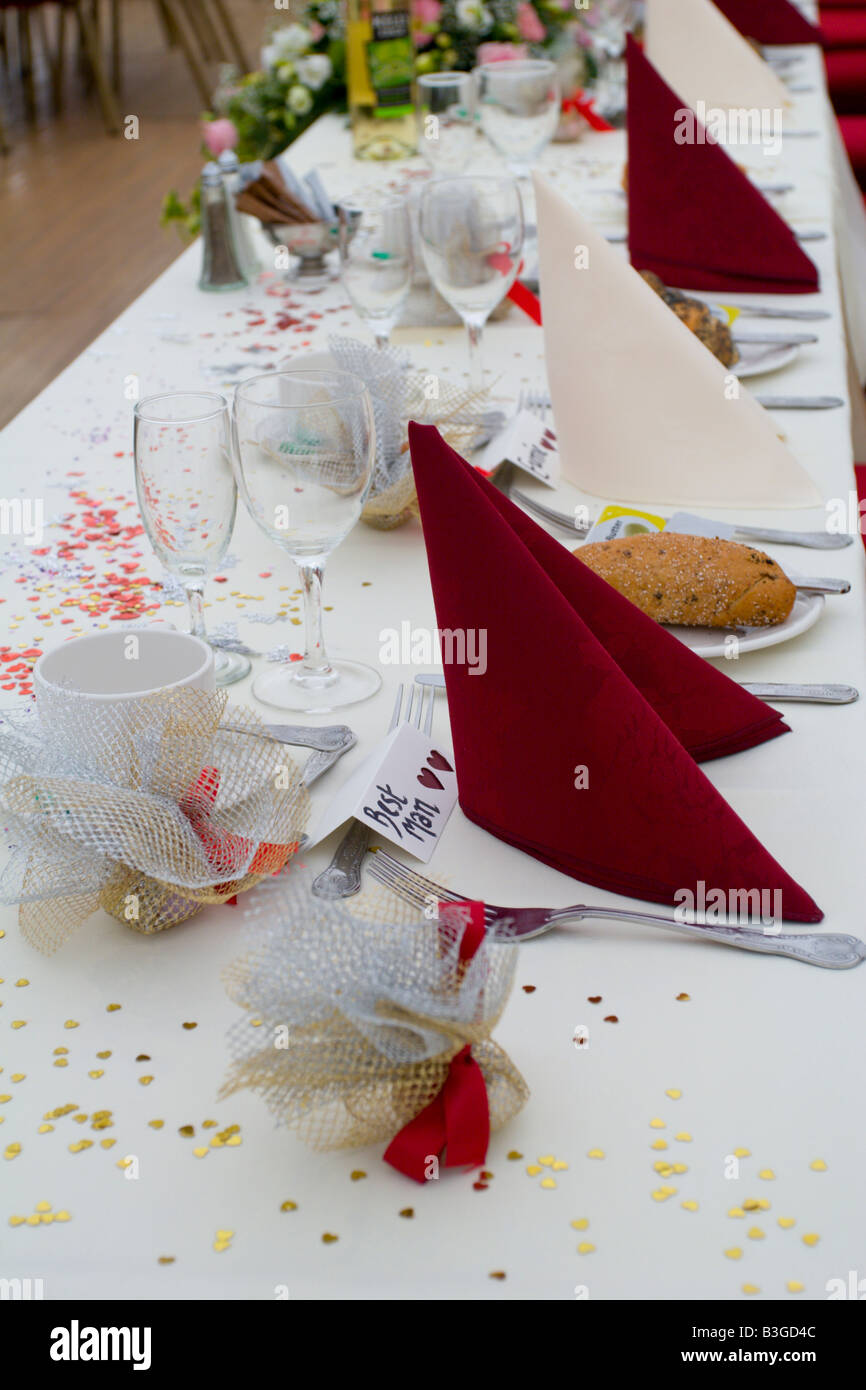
[562, 88, 615, 133]
[180, 767, 297, 883]
[384, 900, 491, 1184]
[485, 248, 543, 327]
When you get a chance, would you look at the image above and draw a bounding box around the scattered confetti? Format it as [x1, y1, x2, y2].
[649, 1118, 665, 1129]
[724, 1248, 743, 1260]
[506, 1150, 523, 1161]
[733, 1148, 751, 1159]
[321, 1233, 338, 1244]
[158, 1257, 175, 1265]
[674, 1132, 692, 1142]
[802, 1233, 820, 1247]
[603, 1015, 618, 1023]
[576, 1242, 595, 1255]
[742, 1284, 760, 1296]
[540, 1178, 556, 1190]
[280, 1201, 298, 1213]
[809, 1159, 827, 1172]
[587, 1149, 605, 1160]
[681, 1201, 699, 1212]
[489, 1271, 506, 1280]
[778, 1217, 796, 1229]
[787, 1281, 805, 1294]
[665, 1089, 682, 1100]
[747, 1227, 765, 1240]
[399, 1208, 414, 1218]
[758, 1169, 775, 1181]
[350, 1170, 367, 1182]
[571, 1218, 589, 1231]
[675, 993, 690, 1001]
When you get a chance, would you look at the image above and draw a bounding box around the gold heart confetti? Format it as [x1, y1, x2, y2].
[747, 1227, 765, 1240]
[649, 1118, 665, 1129]
[540, 1178, 557, 1190]
[724, 1247, 743, 1260]
[576, 1242, 595, 1255]
[552, 1160, 568, 1171]
[728, 1208, 745, 1219]
[321, 1233, 338, 1244]
[587, 1149, 605, 1160]
[778, 1217, 796, 1229]
[538, 1155, 555, 1167]
[809, 1159, 827, 1172]
[192, 1148, 209, 1159]
[280, 1201, 298, 1212]
[802, 1233, 820, 1247]
[506, 1150, 523, 1161]
[675, 1132, 692, 1142]
[733, 1147, 750, 1159]
[665, 1089, 682, 1100]
[787, 1281, 805, 1294]
[758, 1169, 775, 1180]
[570, 1218, 589, 1231]
[681, 1201, 699, 1212]
[650, 1139, 668, 1151]
[526, 1165, 542, 1177]
[742, 1284, 760, 1296]
[350, 1170, 367, 1182]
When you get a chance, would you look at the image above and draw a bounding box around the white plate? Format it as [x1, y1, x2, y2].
[667, 591, 824, 660]
[732, 340, 800, 378]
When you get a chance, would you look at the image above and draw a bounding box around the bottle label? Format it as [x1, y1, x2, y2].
[367, 12, 413, 118]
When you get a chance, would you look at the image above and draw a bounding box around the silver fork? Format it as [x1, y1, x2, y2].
[311, 683, 434, 899]
[367, 850, 866, 969]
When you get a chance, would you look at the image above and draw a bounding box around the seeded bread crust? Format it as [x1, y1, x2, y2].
[574, 532, 797, 628]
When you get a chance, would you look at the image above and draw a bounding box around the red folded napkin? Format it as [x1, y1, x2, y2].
[711, 0, 821, 46]
[408, 422, 822, 922]
[626, 36, 820, 294]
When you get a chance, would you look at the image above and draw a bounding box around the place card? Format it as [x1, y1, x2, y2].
[308, 721, 459, 863]
[474, 409, 560, 487]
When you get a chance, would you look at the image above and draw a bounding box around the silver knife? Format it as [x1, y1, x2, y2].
[728, 523, 852, 551]
[755, 395, 844, 409]
[730, 308, 831, 320]
[734, 332, 818, 345]
[416, 671, 859, 706]
[791, 576, 851, 595]
[741, 683, 859, 704]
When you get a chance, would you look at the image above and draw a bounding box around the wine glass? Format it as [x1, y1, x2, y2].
[232, 369, 380, 712]
[475, 60, 561, 179]
[418, 175, 524, 391]
[338, 195, 413, 350]
[133, 391, 250, 687]
[417, 72, 477, 174]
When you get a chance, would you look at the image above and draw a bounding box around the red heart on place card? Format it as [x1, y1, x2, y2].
[417, 768, 444, 791]
[427, 749, 453, 773]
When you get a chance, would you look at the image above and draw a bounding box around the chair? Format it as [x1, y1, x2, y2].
[0, 1, 121, 141]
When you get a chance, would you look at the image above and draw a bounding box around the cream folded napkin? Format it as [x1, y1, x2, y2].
[645, 0, 791, 122]
[533, 173, 821, 508]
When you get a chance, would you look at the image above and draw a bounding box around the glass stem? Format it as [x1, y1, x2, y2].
[466, 320, 484, 393]
[185, 584, 208, 642]
[374, 330, 390, 351]
[299, 562, 334, 681]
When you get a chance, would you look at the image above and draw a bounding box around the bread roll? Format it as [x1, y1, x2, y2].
[574, 532, 796, 628]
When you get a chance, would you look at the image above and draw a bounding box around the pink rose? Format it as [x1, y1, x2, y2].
[309, 20, 324, 41]
[202, 118, 239, 157]
[414, 0, 442, 23]
[516, 3, 546, 42]
[476, 42, 530, 64]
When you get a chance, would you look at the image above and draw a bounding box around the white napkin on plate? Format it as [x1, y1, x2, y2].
[645, 0, 791, 122]
[533, 173, 821, 509]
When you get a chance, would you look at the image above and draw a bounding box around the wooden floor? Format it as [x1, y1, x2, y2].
[0, 0, 269, 429]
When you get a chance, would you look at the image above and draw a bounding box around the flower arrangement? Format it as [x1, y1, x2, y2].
[161, 16, 343, 239]
[412, 0, 580, 75]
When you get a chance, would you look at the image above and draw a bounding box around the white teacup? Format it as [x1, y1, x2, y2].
[34, 628, 214, 710]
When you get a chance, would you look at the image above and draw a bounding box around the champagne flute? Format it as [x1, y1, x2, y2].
[232, 369, 380, 712]
[133, 391, 250, 686]
[475, 60, 560, 179]
[418, 175, 524, 391]
[338, 195, 413, 350]
[417, 71, 477, 174]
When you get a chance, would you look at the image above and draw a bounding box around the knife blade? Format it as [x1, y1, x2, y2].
[733, 332, 818, 345]
[741, 683, 859, 704]
[755, 395, 844, 410]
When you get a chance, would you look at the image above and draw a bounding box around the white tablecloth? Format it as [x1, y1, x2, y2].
[1, 43, 864, 1301]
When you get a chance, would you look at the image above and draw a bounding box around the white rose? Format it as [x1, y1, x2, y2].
[294, 54, 332, 91]
[261, 43, 278, 69]
[455, 0, 493, 32]
[287, 84, 314, 116]
[273, 24, 312, 59]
